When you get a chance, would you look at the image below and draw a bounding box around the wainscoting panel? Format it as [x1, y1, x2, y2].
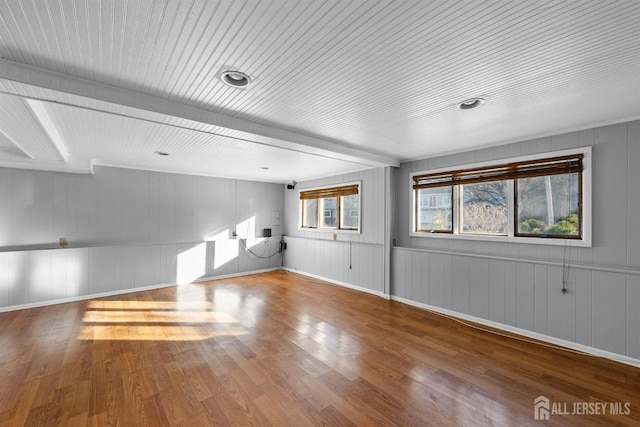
[392, 247, 639, 361]
[284, 236, 384, 295]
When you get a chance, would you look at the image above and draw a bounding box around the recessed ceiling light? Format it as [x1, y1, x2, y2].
[457, 97, 485, 110]
[220, 69, 252, 88]
[261, 166, 270, 170]
[154, 151, 169, 156]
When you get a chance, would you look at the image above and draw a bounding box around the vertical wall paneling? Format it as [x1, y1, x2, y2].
[282, 168, 385, 295]
[30, 171, 54, 246]
[592, 271, 627, 355]
[468, 257, 489, 320]
[134, 245, 151, 288]
[0, 168, 11, 247]
[592, 124, 628, 267]
[428, 253, 445, 307]
[627, 121, 640, 268]
[0, 252, 7, 307]
[121, 246, 135, 290]
[11, 170, 31, 247]
[488, 259, 506, 324]
[390, 121, 640, 363]
[67, 248, 89, 298]
[148, 245, 162, 287]
[391, 249, 405, 298]
[627, 275, 640, 359]
[29, 250, 52, 303]
[574, 269, 593, 347]
[443, 254, 454, 310]
[516, 263, 535, 330]
[131, 170, 151, 245]
[415, 249, 427, 303]
[0, 164, 284, 311]
[52, 172, 68, 245]
[383, 167, 394, 296]
[96, 246, 116, 293]
[8, 252, 28, 305]
[451, 256, 470, 314]
[97, 167, 120, 245]
[87, 247, 98, 295]
[547, 266, 575, 342]
[51, 249, 66, 300]
[534, 264, 548, 335]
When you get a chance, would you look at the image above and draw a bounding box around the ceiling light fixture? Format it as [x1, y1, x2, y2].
[261, 166, 270, 170]
[220, 69, 252, 88]
[154, 151, 169, 156]
[457, 97, 485, 110]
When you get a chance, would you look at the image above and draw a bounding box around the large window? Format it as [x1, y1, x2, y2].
[411, 148, 591, 245]
[300, 183, 361, 232]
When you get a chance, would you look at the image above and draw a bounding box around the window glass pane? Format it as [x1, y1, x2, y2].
[302, 199, 318, 228]
[340, 195, 359, 229]
[321, 198, 337, 228]
[461, 181, 508, 235]
[517, 173, 580, 237]
[417, 187, 452, 232]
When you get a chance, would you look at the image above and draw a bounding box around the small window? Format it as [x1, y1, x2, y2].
[415, 187, 453, 232]
[411, 148, 591, 245]
[460, 181, 508, 235]
[516, 173, 580, 237]
[300, 183, 361, 232]
[301, 199, 318, 228]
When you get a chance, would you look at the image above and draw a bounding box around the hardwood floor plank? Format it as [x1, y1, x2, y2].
[1, 270, 640, 425]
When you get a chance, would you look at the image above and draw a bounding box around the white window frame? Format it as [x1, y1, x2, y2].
[299, 181, 362, 234]
[409, 147, 592, 247]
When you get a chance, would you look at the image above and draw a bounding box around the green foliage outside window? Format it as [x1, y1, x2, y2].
[519, 214, 579, 235]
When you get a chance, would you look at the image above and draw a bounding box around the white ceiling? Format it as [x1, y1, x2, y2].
[0, 0, 638, 183]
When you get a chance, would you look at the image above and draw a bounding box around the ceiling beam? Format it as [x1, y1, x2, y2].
[0, 59, 399, 168]
[23, 99, 70, 162]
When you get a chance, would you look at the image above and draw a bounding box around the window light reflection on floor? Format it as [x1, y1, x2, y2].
[78, 299, 248, 341]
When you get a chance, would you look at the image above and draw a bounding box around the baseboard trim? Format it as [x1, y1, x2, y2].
[281, 267, 387, 299]
[391, 295, 640, 369]
[191, 267, 280, 283]
[0, 267, 280, 313]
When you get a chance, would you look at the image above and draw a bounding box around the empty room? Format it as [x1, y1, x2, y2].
[1, 1, 640, 425]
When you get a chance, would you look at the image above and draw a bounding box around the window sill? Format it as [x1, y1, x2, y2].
[299, 228, 361, 235]
[409, 231, 591, 247]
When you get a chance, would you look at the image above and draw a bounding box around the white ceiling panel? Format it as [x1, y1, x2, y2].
[0, 0, 638, 181]
[25, 99, 369, 182]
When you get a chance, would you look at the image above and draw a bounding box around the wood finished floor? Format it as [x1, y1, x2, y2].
[1, 270, 639, 426]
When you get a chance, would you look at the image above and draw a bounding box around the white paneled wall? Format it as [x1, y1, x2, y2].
[283, 168, 386, 295]
[284, 168, 385, 244]
[0, 239, 283, 310]
[393, 120, 640, 363]
[284, 237, 384, 296]
[392, 247, 640, 360]
[0, 165, 284, 311]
